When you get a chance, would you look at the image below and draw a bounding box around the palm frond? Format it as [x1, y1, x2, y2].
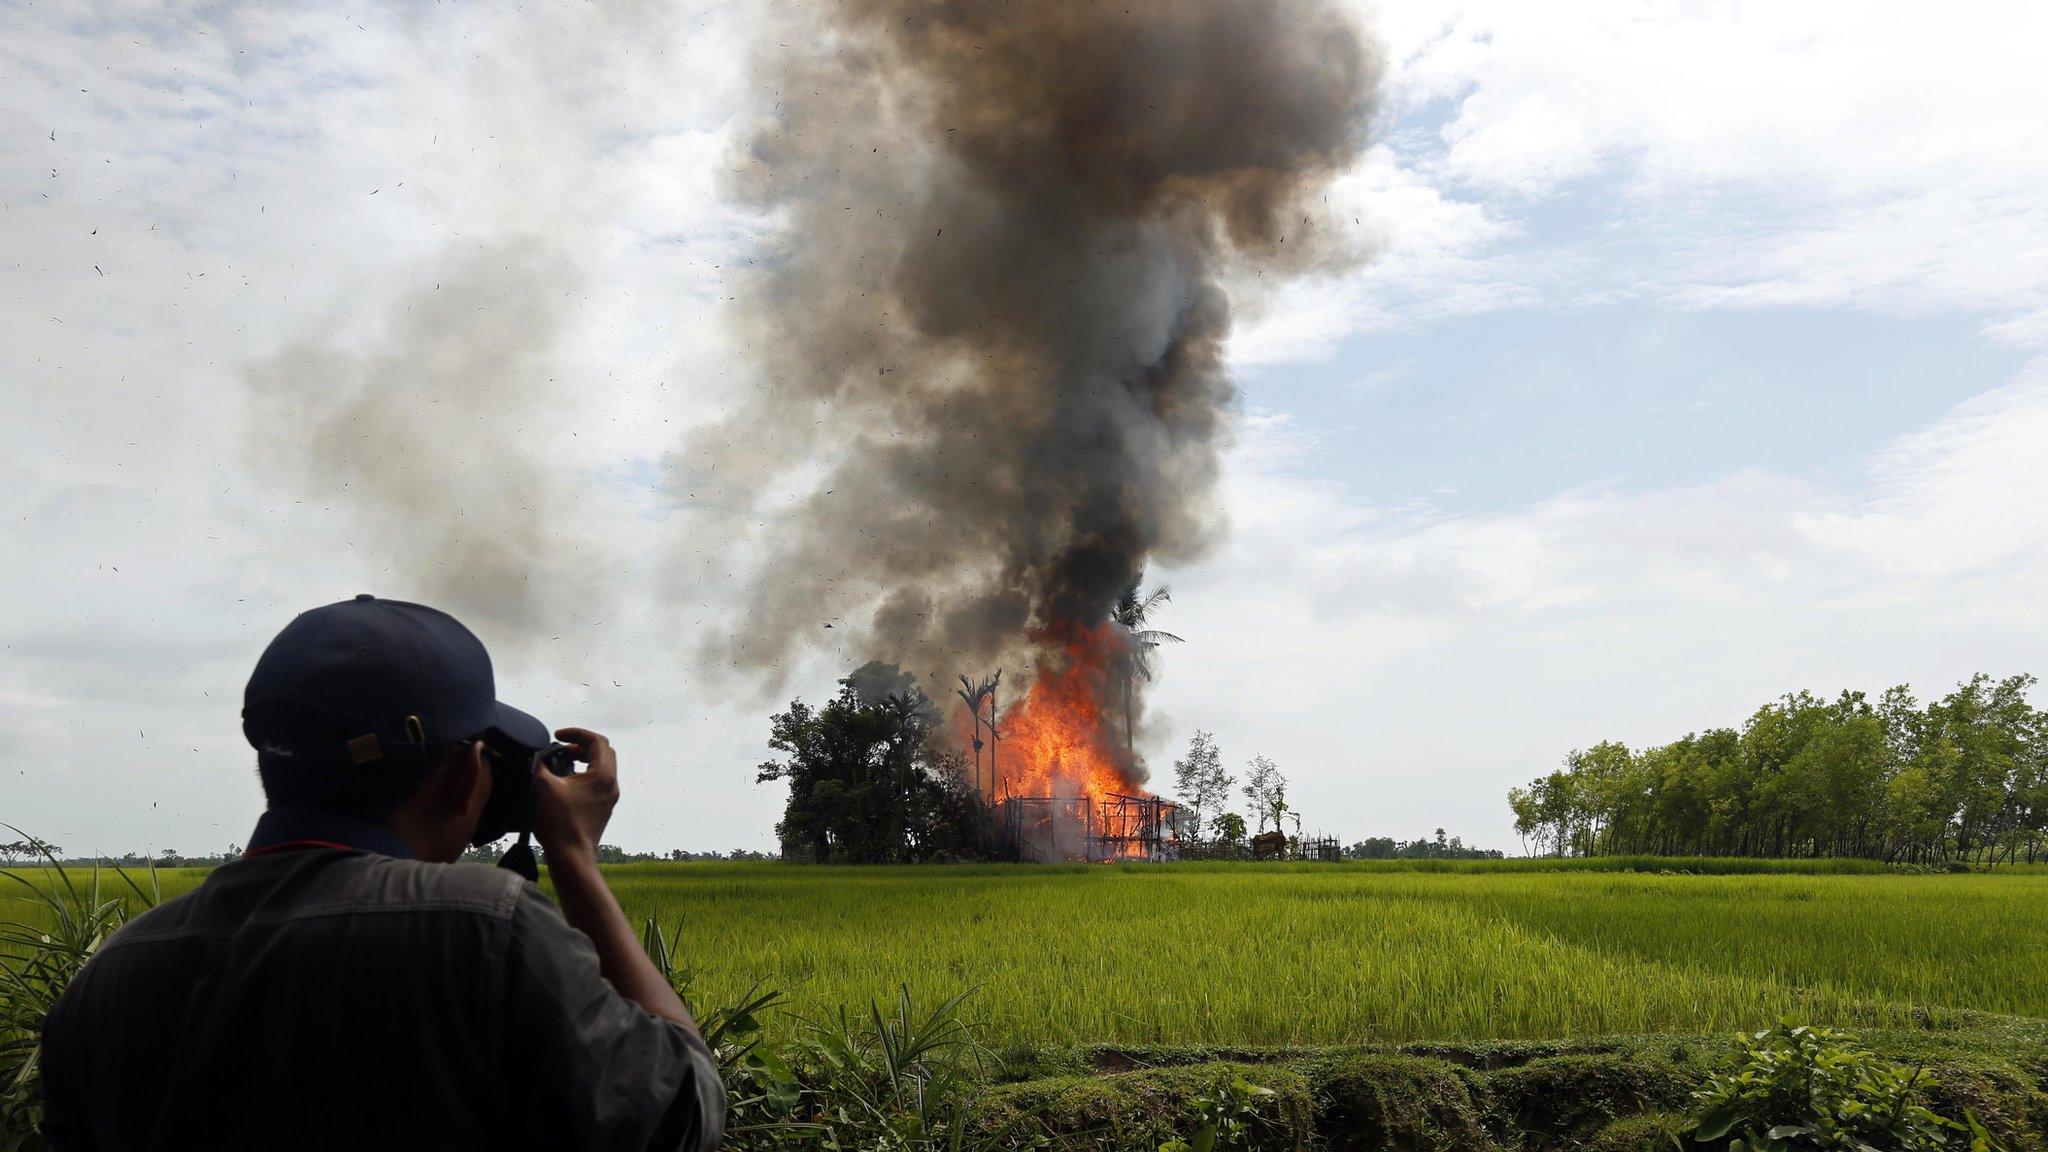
[1140, 585, 1173, 614]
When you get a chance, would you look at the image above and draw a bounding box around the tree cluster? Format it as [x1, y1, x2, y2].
[757, 662, 989, 864]
[1170, 730, 1230, 838]
[1345, 828, 1503, 860]
[12, 846, 242, 868]
[1169, 731, 1292, 843]
[0, 841, 59, 865]
[1509, 673, 2048, 863]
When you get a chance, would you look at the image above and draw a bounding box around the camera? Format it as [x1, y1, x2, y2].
[535, 742, 577, 779]
[469, 739, 578, 848]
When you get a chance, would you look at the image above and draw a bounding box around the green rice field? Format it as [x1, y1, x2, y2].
[33, 860, 2048, 1047]
[603, 861, 2048, 1046]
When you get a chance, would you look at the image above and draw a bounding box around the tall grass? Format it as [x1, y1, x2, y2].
[598, 863, 2048, 1047]
[9, 860, 2044, 1050]
[0, 836, 158, 1149]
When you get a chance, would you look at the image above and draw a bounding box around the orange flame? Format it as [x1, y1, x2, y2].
[995, 622, 1147, 807]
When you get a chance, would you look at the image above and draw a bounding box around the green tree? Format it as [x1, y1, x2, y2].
[1171, 730, 1231, 843]
[1923, 673, 2035, 862]
[1566, 741, 1634, 854]
[1645, 737, 1711, 854]
[1508, 785, 1540, 856]
[1509, 769, 1579, 856]
[757, 667, 983, 864]
[1241, 755, 1287, 835]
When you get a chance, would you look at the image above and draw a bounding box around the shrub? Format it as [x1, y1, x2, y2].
[645, 915, 1019, 1151]
[1159, 1074, 1291, 1152]
[1683, 1024, 2004, 1152]
[0, 836, 158, 1151]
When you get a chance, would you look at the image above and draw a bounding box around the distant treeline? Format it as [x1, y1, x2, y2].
[0, 845, 243, 870]
[1345, 830, 1503, 860]
[1510, 673, 2047, 864]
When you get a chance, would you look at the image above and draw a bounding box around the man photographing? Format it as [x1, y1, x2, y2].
[40, 595, 723, 1151]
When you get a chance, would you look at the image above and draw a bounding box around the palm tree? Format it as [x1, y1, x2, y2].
[1110, 578, 1184, 755]
[956, 672, 998, 795]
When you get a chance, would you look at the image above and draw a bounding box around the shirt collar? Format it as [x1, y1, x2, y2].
[247, 806, 414, 860]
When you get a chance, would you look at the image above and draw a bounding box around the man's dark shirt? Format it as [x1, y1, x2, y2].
[39, 809, 723, 1152]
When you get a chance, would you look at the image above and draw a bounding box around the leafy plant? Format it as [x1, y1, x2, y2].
[784, 984, 990, 1151]
[1683, 1024, 2004, 1152]
[643, 914, 1021, 1150]
[641, 914, 804, 1128]
[0, 831, 158, 1152]
[1160, 1074, 1284, 1152]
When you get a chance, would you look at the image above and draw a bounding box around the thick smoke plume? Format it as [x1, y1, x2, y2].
[689, 0, 1379, 744]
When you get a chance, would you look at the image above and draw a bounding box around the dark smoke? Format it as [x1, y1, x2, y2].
[684, 0, 1379, 690]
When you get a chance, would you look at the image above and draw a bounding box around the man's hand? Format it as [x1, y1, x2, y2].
[527, 725, 704, 1045]
[532, 726, 619, 867]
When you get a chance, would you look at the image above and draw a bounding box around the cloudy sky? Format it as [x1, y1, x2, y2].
[5, 0, 2046, 856]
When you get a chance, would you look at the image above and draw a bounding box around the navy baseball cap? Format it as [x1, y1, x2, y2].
[243, 594, 549, 768]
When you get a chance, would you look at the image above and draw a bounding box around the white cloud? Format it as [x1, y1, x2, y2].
[1411, 2, 2048, 201]
[1258, 0, 2048, 360]
[1802, 358, 2048, 574]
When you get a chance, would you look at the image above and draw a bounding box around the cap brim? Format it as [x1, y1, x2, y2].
[486, 701, 551, 751]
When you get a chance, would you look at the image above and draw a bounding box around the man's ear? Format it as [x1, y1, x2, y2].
[453, 740, 492, 823]
[422, 741, 488, 818]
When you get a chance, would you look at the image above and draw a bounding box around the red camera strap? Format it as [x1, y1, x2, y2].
[242, 839, 355, 858]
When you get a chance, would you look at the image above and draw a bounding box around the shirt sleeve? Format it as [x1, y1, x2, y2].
[38, 986, 94, 1152]
[501, 886, 725, 1152]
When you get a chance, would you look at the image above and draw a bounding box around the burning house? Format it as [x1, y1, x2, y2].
[976, 625, 1184, 861]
